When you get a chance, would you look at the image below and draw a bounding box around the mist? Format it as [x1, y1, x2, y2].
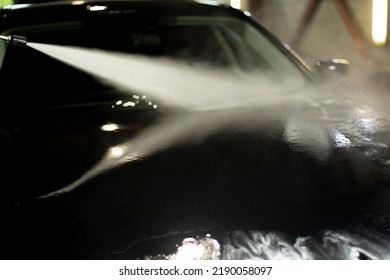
[25, 42, 390, 201]
[28, 42, 301, 111]
[28, 42, 312, 198]
[21, 36, 390, 260]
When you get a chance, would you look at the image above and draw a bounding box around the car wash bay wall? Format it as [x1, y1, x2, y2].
[242, 0, 389, 67]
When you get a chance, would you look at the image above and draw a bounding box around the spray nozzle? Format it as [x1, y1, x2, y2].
[0, 35, 27, 47]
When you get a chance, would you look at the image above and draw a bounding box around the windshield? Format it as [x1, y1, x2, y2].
[0, 14, 306, 108]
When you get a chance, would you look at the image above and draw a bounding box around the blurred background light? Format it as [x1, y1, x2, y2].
[230, 0, 241, 10]
[109, 145, 125, 158]
[88, 5, 107, 11]
[372, 0, 388, 46]
[101, 123, 119, 132]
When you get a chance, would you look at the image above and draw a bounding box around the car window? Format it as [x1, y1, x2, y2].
[0, 14, 305, 109]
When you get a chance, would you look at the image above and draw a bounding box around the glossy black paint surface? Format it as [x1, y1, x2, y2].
[0, 0, 390, 260]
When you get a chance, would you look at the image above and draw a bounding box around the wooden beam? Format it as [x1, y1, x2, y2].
[291, 0, 323, 46]
[332, 0, 368, 55]
[290, 0, 368, 56]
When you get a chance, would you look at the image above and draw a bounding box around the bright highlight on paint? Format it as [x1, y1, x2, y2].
[101, 123, 119, 132]
[230, 0, 241, 9]
[109, 146, 125, 158]
[88, 5, 108, 11]
[372, 0, 388, 46]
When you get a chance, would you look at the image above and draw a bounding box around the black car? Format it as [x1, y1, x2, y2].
[1, 0, 390, 260]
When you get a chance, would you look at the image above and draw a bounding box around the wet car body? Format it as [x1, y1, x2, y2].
[1, 0, 390, 259]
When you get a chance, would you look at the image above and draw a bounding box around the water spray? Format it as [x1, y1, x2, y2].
[0, 35, 27, 47]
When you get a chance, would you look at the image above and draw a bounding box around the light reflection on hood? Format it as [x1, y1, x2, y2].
[145, 229, 390, 260]
[145, 234, 221, 260]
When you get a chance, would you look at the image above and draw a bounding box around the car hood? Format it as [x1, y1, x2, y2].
[2, 92, 390, 260]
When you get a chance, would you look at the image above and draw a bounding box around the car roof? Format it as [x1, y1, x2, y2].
[0, 0, 314, 80]
[7, 0, 205, 6]
[1, 0, 226, 12]
[0, 0, 236, 31]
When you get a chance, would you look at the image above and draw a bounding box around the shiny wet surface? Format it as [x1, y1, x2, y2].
[2, 96, 390, 259]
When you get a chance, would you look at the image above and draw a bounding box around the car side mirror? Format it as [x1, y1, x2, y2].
[315, 58, 350, 79]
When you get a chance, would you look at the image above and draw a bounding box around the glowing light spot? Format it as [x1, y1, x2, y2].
[116, 100, 123, 105]
[332, 129, 352, 148]
[101, 123, 119, 132]
[372, 0, 388, 46]
[144, 235, 221, 260]
[88, 5, 107, 11]
[351, 249, 361, 259]
[109, 146, 125, 158]
[123, 101, 136, 107]
[173, 236, 221, 260]
[71, 1, 85, 5]
[175, 238, 205, 260]
[132, 95, 140, 100]
[153, 104, 158, 109]
[194, 0, 220, 6]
